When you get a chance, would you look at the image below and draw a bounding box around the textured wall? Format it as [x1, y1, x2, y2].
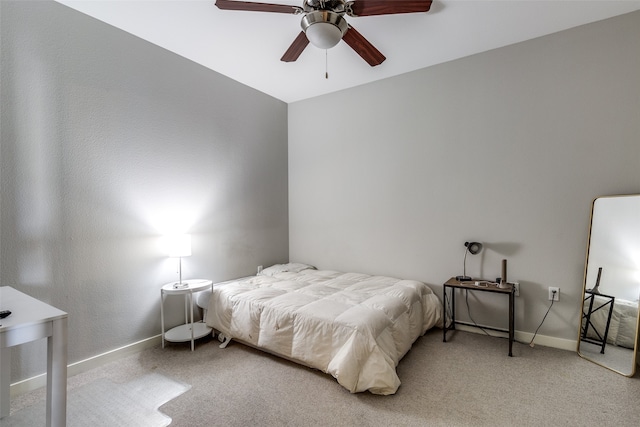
[288, 11, 640, 343]
[1, 0, 288, 381]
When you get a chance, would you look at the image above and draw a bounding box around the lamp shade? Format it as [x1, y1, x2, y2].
[167, 234, 192, 258]
[301, 11, 348, 49]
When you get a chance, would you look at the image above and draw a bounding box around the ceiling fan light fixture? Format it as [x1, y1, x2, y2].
[301, 11, 348, 49]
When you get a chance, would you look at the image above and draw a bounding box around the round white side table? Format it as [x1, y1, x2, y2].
[160, 279, 213, 351]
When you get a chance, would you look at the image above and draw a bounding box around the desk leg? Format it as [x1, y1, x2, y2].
[601, 300, 615, 354]
[161, 292, 166, 349]
[0, 347, 10, 418]
[47, 317, 67, 427]
[451, 289, 456, 330]
[442, 286, 447, 342]
[443, 286, 456, 343]
[581, 296, 595, 340]
[189, 292, 195, 352]
[508, 290, 514, 357]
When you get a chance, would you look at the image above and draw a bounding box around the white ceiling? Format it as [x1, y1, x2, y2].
[55, 0, 640, 103]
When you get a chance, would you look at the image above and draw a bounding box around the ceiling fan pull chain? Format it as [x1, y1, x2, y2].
[325, 50, 329, 79]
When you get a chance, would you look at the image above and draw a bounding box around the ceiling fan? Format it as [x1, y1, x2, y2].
[215, 0, 432, 66]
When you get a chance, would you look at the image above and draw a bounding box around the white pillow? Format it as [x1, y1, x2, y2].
[259, 263, 315, 276]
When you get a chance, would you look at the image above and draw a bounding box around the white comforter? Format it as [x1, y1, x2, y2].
[205, 266, 442, 395]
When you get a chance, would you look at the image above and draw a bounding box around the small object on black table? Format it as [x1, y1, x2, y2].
[0, 310, 11, 319]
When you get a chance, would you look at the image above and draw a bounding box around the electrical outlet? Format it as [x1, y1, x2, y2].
[548, 287, 560, 301]
[513, 282, 520, 297]
[257, 265, 263, 275]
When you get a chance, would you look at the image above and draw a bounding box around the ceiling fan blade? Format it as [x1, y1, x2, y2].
[342, 25, 386, 67]
[346, 0, 432, 17]
[216, 0, 301, 14]
[281, 32, 310, 62]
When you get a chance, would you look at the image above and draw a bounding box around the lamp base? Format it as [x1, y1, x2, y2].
[455, 275, 472, 282]
[173, 282, 189, 289]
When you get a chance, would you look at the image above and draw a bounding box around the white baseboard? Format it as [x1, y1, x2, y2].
[10, 335, 161, 398]
[454, 324, 578, 352]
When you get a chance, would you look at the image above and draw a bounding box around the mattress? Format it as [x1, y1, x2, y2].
[205, 263, 442, 395]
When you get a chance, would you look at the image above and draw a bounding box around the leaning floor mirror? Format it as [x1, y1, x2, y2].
[578, 194, 640, 376]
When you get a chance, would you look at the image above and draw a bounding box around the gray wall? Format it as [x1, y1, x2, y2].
[289, 11, 640, 343]
[1, 1, 288, 381]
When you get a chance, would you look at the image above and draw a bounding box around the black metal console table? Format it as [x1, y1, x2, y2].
[442, 277, 515, 357]
[581, 290, 615, 354]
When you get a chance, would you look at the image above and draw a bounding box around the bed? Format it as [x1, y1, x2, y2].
[200, 263, 442, 395]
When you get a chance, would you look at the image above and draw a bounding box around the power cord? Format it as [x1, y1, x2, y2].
[529, 289, 556, 347]
[465, 289, 492, 336]
[443, 289, 491, 337]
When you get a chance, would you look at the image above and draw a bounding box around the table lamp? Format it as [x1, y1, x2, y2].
[456, 241, 483, 281]
[167, 234, 191, 289]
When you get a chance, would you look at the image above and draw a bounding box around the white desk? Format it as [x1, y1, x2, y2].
[0, 286, 68, 427]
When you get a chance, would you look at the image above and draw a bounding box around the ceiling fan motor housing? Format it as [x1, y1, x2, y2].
[302, 0, 347, 14]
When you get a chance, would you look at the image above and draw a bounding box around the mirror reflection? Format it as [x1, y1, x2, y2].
[578, 194, 640, 376]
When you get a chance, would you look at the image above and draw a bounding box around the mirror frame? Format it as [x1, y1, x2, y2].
[577, 194, 640, 377]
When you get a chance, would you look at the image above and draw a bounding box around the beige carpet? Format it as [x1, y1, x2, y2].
[8, 329, 640, 426]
